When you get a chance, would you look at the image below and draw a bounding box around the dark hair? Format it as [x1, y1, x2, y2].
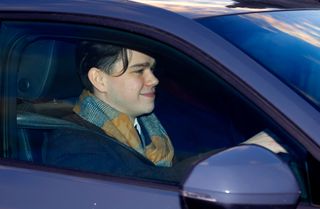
[77, 41, 129, 92]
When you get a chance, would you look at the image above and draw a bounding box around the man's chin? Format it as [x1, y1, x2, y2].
[139, 105, 155, 116]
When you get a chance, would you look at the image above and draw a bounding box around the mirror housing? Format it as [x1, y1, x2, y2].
[182, 145, 300, 209]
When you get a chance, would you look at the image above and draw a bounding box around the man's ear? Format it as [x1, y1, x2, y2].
[88, 67, 107, 93]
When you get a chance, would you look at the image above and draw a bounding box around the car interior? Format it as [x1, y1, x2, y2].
[14, 37, 245, 164]
[16, 39, 84, 162]
[0, 21, 308, 190]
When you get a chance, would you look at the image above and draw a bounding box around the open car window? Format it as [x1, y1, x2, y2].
[0, 21, 310, 198]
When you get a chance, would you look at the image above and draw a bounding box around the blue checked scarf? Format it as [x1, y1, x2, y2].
[73, 90, 174, 167]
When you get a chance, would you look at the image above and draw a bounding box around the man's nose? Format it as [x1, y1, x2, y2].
[145, 69, 159, 86]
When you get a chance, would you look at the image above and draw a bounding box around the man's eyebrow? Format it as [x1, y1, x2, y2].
[130, 61, 156, 69]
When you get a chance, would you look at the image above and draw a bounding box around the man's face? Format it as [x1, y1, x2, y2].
[98, 50, 159, 118]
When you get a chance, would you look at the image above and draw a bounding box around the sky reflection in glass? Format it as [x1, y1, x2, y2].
[200, 10, 320, 107]
[130, 0, 272, 18]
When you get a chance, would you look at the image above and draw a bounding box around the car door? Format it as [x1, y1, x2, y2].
[0, 1, 319, 209]
[0, 4, 191, 208]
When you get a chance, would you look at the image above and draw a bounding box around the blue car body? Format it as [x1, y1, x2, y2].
[0, 0, 319, 208]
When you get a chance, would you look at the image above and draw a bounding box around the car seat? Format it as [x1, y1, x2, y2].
[16, 38, 83, 163]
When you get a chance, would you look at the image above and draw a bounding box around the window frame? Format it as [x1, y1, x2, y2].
[0, 13, 319, 161]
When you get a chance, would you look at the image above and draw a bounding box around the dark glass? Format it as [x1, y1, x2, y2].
[198, 10, 320, 110]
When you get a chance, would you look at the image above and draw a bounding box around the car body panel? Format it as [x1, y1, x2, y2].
[0, 164, 180, 209]
[0, 1, 319, 157]
[129, 0, 320, 18]
[0, 1, 319, 208]
[130, 0, 277, 18]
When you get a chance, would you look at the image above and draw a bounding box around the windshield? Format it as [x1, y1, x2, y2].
[198, 10, 320, 109]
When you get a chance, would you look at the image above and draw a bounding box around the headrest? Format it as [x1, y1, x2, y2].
[17, 39, 83, 101]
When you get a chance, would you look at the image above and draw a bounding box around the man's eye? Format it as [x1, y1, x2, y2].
[134, 69, 144, 74]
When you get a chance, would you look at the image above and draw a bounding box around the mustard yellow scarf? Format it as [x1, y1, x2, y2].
[73, 90, 174, 167]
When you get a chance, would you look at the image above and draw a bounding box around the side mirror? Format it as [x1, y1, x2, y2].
[181, 145, 300, 209]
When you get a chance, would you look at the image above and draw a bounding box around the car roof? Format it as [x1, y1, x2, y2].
[0, 0, 173, 16]
[1, 0, 320, 19]
[130, 0, 320, 18]
[0, 0, 201, 35]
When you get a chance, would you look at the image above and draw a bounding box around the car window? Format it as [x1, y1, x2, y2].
[0, 21, 315, 202]
[198, 10, 320, 110]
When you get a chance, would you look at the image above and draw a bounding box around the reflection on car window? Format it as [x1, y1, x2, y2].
[0, 21, 309, 194]
[199, 10, 320, 109]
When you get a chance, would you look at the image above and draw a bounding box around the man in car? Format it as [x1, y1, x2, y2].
[73, 42, 174, 167]
[46, 41, 273, 181]
[45, 42, 174, 174]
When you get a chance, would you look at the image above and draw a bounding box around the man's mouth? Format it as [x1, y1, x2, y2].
[141, 91, 156, 98]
